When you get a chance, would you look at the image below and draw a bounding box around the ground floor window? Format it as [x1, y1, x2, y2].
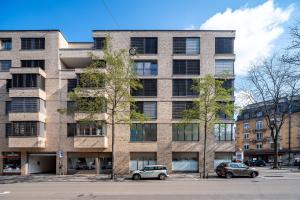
[68, 157, 96, 173]
[67, 153, 112, 175]
[130, 152, 156, 171]
[172, 152, 198, 172]
[2, 152, 21, 175]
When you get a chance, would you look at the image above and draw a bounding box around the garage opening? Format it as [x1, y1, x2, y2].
[130, 152, 157, 172]
[28, 153, 56, 174]
[172, 152, 198, 172]
[214, 152, 233, 169]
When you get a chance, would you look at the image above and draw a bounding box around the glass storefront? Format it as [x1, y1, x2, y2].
[67, 153, 112, 175]
[2, 152, 21, 175]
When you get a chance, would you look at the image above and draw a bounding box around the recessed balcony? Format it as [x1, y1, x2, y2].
[74, 136, 108, 148]
[8, 136, 46, 148]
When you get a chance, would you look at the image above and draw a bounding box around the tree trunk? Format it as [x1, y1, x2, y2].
[202, 122, 207, 179]
[111, 112, 115, 180]
[273, 132, 279, 169]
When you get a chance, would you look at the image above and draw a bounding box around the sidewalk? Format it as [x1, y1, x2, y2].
[0, 167, 299, 184]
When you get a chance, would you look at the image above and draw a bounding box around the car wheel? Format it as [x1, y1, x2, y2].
[250, 172, 257, 178]
[132, 174, 141, 180]
[225, 172, 233, 179]
[158, 174, 166, 180]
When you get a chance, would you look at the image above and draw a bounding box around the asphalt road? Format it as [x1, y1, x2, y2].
[0, 178, 299, 200]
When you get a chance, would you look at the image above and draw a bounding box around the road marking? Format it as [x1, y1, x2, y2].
[0, 191, 11, 195]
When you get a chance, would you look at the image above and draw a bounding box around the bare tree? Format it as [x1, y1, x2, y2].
[247, 55, 300, 168]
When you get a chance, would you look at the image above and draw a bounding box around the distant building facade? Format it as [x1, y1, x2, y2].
[236, 97, 300, 164]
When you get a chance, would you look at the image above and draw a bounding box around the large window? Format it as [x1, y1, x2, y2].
[21, 38, 45, 50]
[7, 122, 44, 136]
[0, 60, 11, 72]
[0, 38, 12, 50]
[244, 144, 249, 150]
[215, 60, 234, 75]
[11, 98, 44, 113]
[21, 60, 45, 70]
[78, 122, 106, 136]
[173, 60, 200, 75]
[173, 79, 197, 96]
[94, 37, 105, 49]
[256, 132, 263, 140]
[214, 123, 234, 141]
[131, 37, 157, 54]
[134, 60, 157, 76]
[131, 79, 157, 96]
[130, 123, 157, 141]
[132, 101, 157, 119]
[215, 37, 234, 54]
[12, 74, 45, 90]
[173, 37, 200, 54]
[172, 123, 199, 141]
[172, 101, 194, 119]
[255, 121, 263, 130]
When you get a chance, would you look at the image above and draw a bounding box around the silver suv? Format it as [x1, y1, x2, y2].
[131, 165, 168, 180]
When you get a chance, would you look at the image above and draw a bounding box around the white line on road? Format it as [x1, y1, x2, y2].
[0, 191, 11, 195]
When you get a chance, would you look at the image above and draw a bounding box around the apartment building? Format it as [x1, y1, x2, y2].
[236, 98, 300, 164]
[0, 30, 235, 175]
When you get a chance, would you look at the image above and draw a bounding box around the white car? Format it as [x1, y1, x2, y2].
[132, 165, 168, 180]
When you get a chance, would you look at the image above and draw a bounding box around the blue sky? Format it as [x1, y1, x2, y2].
[0, 0, 298, 41]
[1, 0, 299, 107]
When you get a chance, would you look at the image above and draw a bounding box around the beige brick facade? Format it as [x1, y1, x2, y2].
[0, 30, 235, 175]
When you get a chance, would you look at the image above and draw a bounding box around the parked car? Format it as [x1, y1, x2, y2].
[245, 160, 266, 167]
[131, 165, 168, 180]
[216, 162, 259, 178]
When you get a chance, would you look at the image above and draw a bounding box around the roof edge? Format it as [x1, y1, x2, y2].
[92, 29, 236, 32]
[0, 29, 60, 32]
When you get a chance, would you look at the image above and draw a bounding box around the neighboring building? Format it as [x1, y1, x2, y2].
[236, 97, 300, 164]
[0, 30, 235, 175]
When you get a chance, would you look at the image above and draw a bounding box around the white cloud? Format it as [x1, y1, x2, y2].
[200, 0, 294, 75]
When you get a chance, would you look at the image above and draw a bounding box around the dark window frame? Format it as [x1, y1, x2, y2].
[173, 79, 198, 96]
[130, 123, 157, 142]
[173, 37, 200, 55]
[21, 38, 45, 50]
[131, 79, 157, 97]
[21, 60, 45, 70]
[172, 123, 199, 141]
[173, 60, 200, 75]
[131, 37, 158, 54]
[94, 37, 105, 49]
[172, 101, 194, 119]
[214, 123, 233, 141]
[215, 37, 234, 54]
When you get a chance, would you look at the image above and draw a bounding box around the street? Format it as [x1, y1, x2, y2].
[0, 177, 300, 200]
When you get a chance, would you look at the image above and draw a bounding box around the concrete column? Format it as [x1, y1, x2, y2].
[56, 152, 68, 175]
[95, 157, 100, 174]
[21, 151, 28, 175]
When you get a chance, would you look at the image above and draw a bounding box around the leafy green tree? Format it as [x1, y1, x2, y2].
[62, 38, 145, 179]
[183, 75, 233, 178]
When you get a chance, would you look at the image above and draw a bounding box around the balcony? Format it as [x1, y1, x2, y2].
[74, 136, 108, 148]
[9, 112, 46, 122]
[10, 67, 46, 78]
[8, 137, 45, 148]
[74, 112, 108, 121]
[9, 88, 46, 100]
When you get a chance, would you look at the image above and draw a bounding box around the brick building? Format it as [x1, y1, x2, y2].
[0, 30, 235, 175]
